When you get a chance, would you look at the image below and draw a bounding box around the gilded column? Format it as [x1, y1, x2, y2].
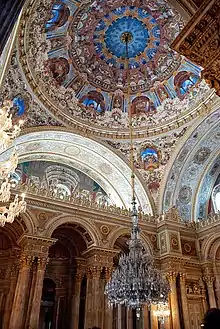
[91, 266, 102, 328]
[213, 267, 220, 308]
[151, 304, 159, 329]
[204, 276, 217, 308]
[142, 305, 149, 329]
[127, 308, 133, 329]
[85, 269, 93, 329]
[104, 267, 113, 329]
[84, 266, 102, 329]
[9, 254, 33, 329]
[117, 304, 122, 329]
[179, 273, 190, 329]
[168, 273, 180, 329]
[71, 270, 83, 329]
[2, 262, 19, 329]
[28, 257, 48, 329]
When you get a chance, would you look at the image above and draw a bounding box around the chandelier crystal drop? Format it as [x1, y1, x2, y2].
[105, 200, 170, 317]
[0, 100, 26, 226]
[0, 100, 23, 151]
[153, 303, 171, 325]
[0, 193, 26, 227]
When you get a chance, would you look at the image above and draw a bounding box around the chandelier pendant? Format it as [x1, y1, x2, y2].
[0, 100, 26, 226]
[105, 37, 170, 318]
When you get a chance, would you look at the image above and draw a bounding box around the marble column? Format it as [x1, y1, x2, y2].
[9, 254, 33, 329]
[151, 304, 159, 329]
[104, 267, 113, 329]
[179, 273, 190, 329]
[71, 271, 83, 329]
[168, 273, 180, 329]
[142, 305, 149, 329]
[2, 262, 19, 329]
[84, 266, 102, 329]
[28, 257, 48, 329]
[118, 304, 122, 329]
[214, 273, 220, 308]
[204, 276, 217, 308]
[127, 308, 133, 329]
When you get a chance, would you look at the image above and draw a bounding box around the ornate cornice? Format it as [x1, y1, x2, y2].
[172, 0, 220, 96]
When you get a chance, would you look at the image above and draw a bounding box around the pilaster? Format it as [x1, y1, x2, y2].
[83, 247, 118, 329]
[203, 276, 217, 308]
[71, 258, 86, 329]
[9, 235, 55, 329]
[179, 273, 190, 329]
[9, 253, 33, 329]
[168, 272, 181, 329]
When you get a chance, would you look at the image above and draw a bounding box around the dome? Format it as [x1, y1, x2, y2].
[19, 0, 211, 137]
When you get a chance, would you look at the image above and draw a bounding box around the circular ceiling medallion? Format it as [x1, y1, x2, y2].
[18, 0, 210, 137]
[97, 14, 151, 60]
[69, 3, 180, 93]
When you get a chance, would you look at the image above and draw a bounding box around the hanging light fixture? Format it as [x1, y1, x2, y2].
[0, 100, 24, 151]
[105, 33, 170, 318]
[153, 303, 170, 326]
[0, 99, 26, 226]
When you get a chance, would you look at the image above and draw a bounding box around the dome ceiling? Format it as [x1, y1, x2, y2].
[18, 0, 211, 137]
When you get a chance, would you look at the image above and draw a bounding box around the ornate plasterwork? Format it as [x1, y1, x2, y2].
[0, 52, 62, 128]
[0, 129, 153, 213]
[195, 155, 220, 219]
[106, 126, 187, 204]
[17, 0, 213, 138]
[162, 105, 220, 221]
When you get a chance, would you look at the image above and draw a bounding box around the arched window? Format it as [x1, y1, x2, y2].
[212, 184, 220, 213]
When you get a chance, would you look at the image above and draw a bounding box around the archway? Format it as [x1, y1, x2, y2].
[0, 218, 26, 329]
[40, 223, 91, 329]
[160, 108, 220, 221]
[0, 128, 153, 214]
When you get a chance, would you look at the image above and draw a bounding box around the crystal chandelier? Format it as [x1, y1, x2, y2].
[153, 303, 170, 326]
[0, 193, 26, 227]
[0, 99, 26, 226]
[0, 100, 23, 151]
[105, 33, 170, 318]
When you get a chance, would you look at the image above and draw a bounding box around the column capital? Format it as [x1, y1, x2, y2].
[167, 272, 178, 284]
[17, 234, 56, 258]
[20, 253, 34, 268]
[203, 276, 215, 287]
[105, 267, 113, 281]
[87, 265, 102, 279]
[37, 256, 48, 271]
[82, 247, 118, 268]
[179, 273, 186, 282]
[10, 262, 20, 277]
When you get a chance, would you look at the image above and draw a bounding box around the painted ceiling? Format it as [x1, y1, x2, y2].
[18, 0, 211, 137]
[16, 160, 107, 196]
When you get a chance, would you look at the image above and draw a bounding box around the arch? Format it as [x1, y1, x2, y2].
[193, 153, 220, 219]
[212, 183, 220, 213]
[43, 215, 100, 246]
[0, 128, 153, 214]
[108, 226, 154, 255]
[21, 209, 37, 235]
[201, 233, 220, 261]
[160, 106, 220, 221]
[51, 224, 88, 257]
[0, 217, 26, 246]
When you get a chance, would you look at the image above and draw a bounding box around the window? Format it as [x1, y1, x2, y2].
[212, 184, 220, 213]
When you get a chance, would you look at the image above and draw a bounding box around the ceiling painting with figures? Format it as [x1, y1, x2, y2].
[15, 161, 111, 205]
[18, 0, 210, 137]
